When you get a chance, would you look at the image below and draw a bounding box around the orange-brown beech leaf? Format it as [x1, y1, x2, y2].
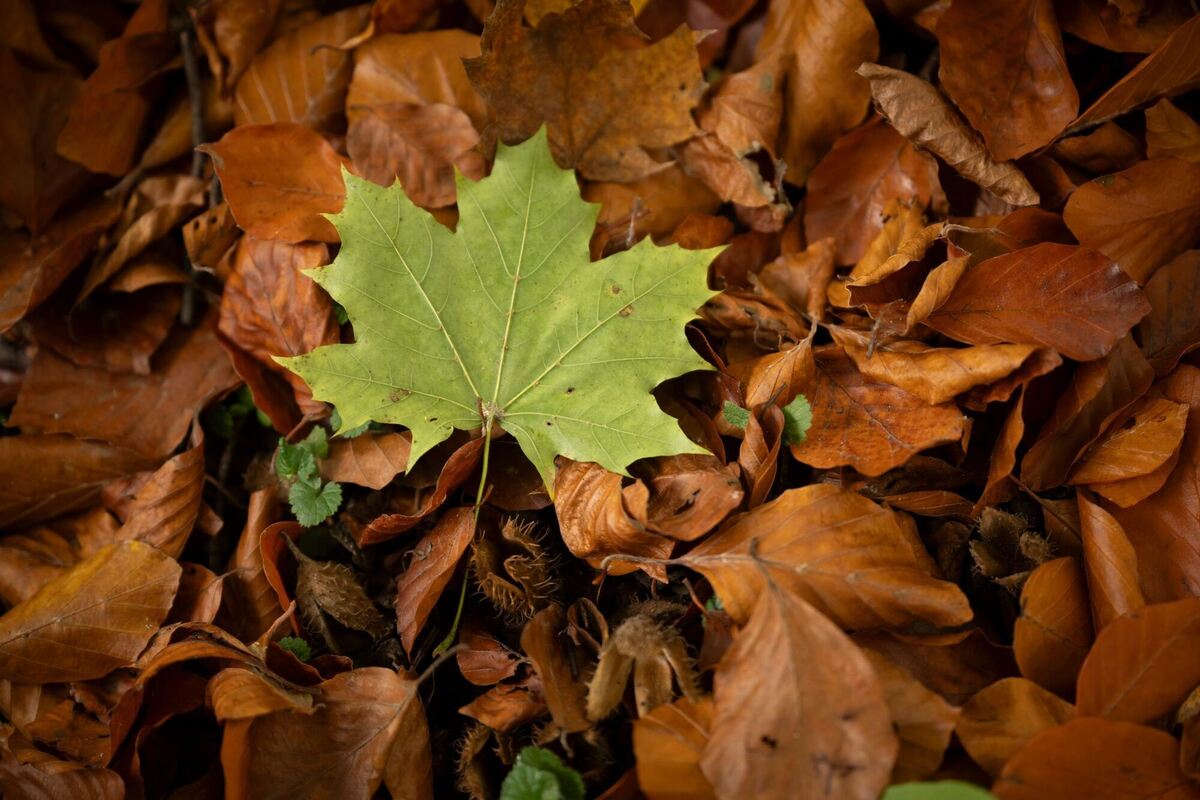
[1139, 250, 1200, 377]
[1091, 444, 1182, 508]
[464, 0, 704, 182]
[201, 124, 345, 244]
[1068, 14, 1200, 134]
[759, 238, 838, 321]
[31, 287, 180, 376]
[359, 436, 483, 545]
[1078, 493, 1145, 631]
[191, 0, 282, 92]
[232, 5, 368, 131]
[752, 0, 877, 186]
[905, 255, 968, 331]
[805, 117, 939, 265]
[0, 541, 180, 684]
[994, 717, 1200, 800]
[0, 508, 119, 607]
[738, 332, 813, 408]
[701, 582, 897, 800]
[218, 236, 338, 416]
[0, 435, 151, 530]
[0, 49, 87, 232]
[1013, 557, 1094, 697]
[1063, 159, 1200, 285]
[788, 345, 965, 477]
[636, 455, 743, 541]
[394, 507, 475, 655]
[346, 102, 484, 209]
[319, 431, 411, 490]
[974, 393, 1026, 514]
[8, 321, 240, 461]
[1068, 396, 1188, 485]
[956, 677, 1075, 777]
[1111, 366, 1200, 601]
[679, 484, 971, 629]
[520, 605, 589, 734]
[1075, 598, 1200, 723]
[55, 0, 173, 176]
[857, 64, 1040, 206]
[222, 667, 432, 800]
[169, 562, 224, 624]
[456, 620, 522, 685]
[1147, 99, 1200, 163]
[586, 167, 722, 257]
[554, 459, 671, 578]
[1021, 336, 1154, 491]
[0, 198, 120, 333]
[737, 404, 784, 509]
[223, 489, 283, 642]
[459, 676, 548, 731]
[114, 437, 203, 559]
[680, 133, 778, 209]
[936, 0, 1076, 161]
[856, 629, 1016, 706]
[633, 695, 716, 800]
[926, 243, 1149, 362]
[0, 727, 123, 800]
[1057, 0, 1191, 54]
[831, 327, 1038, 406]
[207, 666, 314, 722]
[1050, 121, 1145, 175]
[863, 649, 959, 782]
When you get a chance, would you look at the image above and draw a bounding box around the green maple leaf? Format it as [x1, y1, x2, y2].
[278, 130, 719, 490]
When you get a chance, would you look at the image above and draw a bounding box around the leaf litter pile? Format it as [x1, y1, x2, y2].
[7, 0, 1200, 798]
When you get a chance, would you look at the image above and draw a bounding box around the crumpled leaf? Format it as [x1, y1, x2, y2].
[394, 507, 475, 654]
[191, 0, 281, 92]
[0, 541, 181, 684]
[320, 430, 411, 490]
[936, 0, 1077, 161]
[1146, 98, 1200, 162]
[464, 0, 704, 182]
[0, 727, 124, 800]
[520, 605, 589, 734]
[114, 436, 204, 559]
[632, 695, 716, 800]
[279, 130, 717, 490]
[955, 677, 1074, 777]
[857, 63, 1039, 206]
[1139, 250, 1200, 377]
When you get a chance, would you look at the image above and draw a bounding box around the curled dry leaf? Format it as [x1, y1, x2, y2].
[863, 649, 959, 783]
[1078, 493, 1145, 631]
[1013, 557, 1094, 697]
[955, 677, 1075, 777]
[0, 508, 120, 607]
[114, 437, 204, 559]
[394, 507, 475, 655]
[0, 541, 181, 684]
[190, 0, 282, 92]
[201, 123, 346, 244]
[857, 63, 1039, 207]
[1139, 250, 1200, 377]
[206, 666, 314, 722]
[169, 562, 224, 625]
[465, 0, 704, 182]
[0, 727, 124, 800]
[1063, 158, 1200, 285]
[936, 0, 1077, 161]
[1146, 98, 1200, 163]
[632, 695, 716, 800]
[232, 5, 369, 131]
[223, 489, 283, 642]
[1057, 0, 1190, 54]
[926, 243, 1149, 362]
[994, 717, 1200, 800]
[701, 582, 897, 800]
[320, 430, 411, 490]
[637, 454, 743, 541]
[679, 484, 971, 630]
[520, 604, 589, 734]
[787, 345, 965, 477]
[1068, 396, 1188, 485]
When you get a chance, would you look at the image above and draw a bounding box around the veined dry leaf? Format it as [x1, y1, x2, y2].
[633, 695, 716, 800]
[1139, 250, 1200, 377]
[0, 508, 119, 606]
[9, 320, 240, 460]
[1057, 0, 1191, 54]
[805, 117, 940, 265]
[1146, 98, 1200, 163]
[31, 287, 180, 376]
[394, 507, 475, 654]
[788, 345, 965, 477]
[994, 718, 1200, 799]
[233, 5, 368, 131]
[864, 649, 959, 782]
[207, 666, 314, 722]
[222, 668, 432, 800]
[637, 454, 743, 541]
[678, 484, 971, 629]
[586, 166, 722, 256]
[857, 63, 1039, 206]
[758, 238, 837, 320]
[114, 437, 204, 559]
[0, 727, 123, 800]
[936, 0, 1077, 161]
[465, 0, 704, 182]
[906, 255, 968, 330]
[1068, 14, 1200, 134]
[1064, 158, 1200, 285]
[855, 630, 1016, 706]
[754, 0, 878, 185]
[831, 327, 1038, 405]
[739, 333, 813, 408]
[191, 0, 282, 92]
[201, 124, 345, 244]
[975, 392, 1026, 513]
[1068, 396, 1188, 485]
[1013, 557, 1093, 697]
[700, 582, 897, 800]
[218, 236, 338, 416]
[926, 243, 1149, 361]
[0, 435, 151, 530]
[320, 430, 411, 490]
[1050, 122, 1145, 174]
[1075, 597, 1200, 723]
[170, 562, 224, 624]
[520, 604, 589, 734]
[0, 541, 180, 684]
[223, 489, 283, 642]
[680, 133, 777, 209]
[1021, 336, 1154, 491]
[1078, 493, 1145, 631]
[956, 677, 1074, 777]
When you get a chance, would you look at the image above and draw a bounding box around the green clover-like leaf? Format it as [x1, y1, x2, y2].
[288, 479, 342, 527]
[499, 747, 585, 800]
[278, 129, 720, 490]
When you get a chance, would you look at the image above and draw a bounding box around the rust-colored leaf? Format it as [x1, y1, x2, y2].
[956, 677, 1075, 777]
[1068, 396, 1188, 485]
[1139, 250, 1200, 376]
[114, 437, 204, 559]
[207, 666, 314, 722]
[520, 604, 589, 734]
[632, 695, 716, 800]
[394, 507, 475, 655]
[320, 431, 411, 490]
[1078, 493, 1145, 631]
[864, 649, 960, 782]
[1013, 557, 1094, 697]
[1146, 98, 1200, 163]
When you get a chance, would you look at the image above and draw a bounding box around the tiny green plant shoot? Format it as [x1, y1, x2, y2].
[499, 747, 585, 800]
[721, 397, 813, 444]
[275, 428, 343, 527]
